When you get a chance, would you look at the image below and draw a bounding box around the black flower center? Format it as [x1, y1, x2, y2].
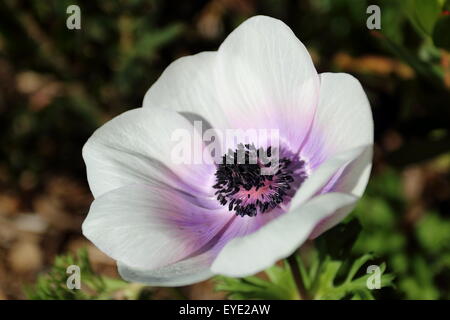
[213, 143, 308, 217]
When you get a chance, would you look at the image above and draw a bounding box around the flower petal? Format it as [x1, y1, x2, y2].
[211, 192, 357, 277]
[290, 144, 371, 209]
[82, 183, 232, 270]
[300, 73, 374, 168]
[309, 146, 373, 238]
[143, 51, 230, 134]
[116, 212, 262, 286]
[117, 253, 214, 287]
[297, 72, 374, 237]
[215, 15, 319, 150]
[83, 107, 215, 198]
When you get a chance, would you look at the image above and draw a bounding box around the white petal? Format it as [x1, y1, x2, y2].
[309, 146, 373, 238]
[83, 107, 215, 198]
[290, 144, 371, 209]
[298, 72, 374, 237]
[117, 252, 214, 287]
[215, 16, 319, 149]
[300, 73, 374, 167]
[82, 184, 232, 270]
[211, 192, 357, 277]
[143, 51, 230, 133]
[117, 209, 270, 286]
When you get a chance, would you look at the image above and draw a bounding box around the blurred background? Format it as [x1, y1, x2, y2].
[0, 0, 449, 299]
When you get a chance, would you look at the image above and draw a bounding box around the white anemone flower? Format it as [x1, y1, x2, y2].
[82, 16, 373, 286]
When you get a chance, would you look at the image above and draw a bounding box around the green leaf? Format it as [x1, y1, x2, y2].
[416, 211, 450, 255]
[376, 33, 443, 86]
[313, 259, 395, 300]
[405, 0, 442, 36]
[215, 262, 298, 300]
[25, 248, 129, 300]
[345, 253, 375, 283]
[216, 251, 394, 300]
[399, 256, 440, 299]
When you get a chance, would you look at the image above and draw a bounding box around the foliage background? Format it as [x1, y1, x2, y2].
[0, 0, 449, 299]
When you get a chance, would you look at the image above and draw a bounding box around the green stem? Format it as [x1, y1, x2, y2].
[287, 253, 310, 300]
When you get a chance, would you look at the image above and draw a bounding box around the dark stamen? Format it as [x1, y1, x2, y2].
[213, 143, 307, 217]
